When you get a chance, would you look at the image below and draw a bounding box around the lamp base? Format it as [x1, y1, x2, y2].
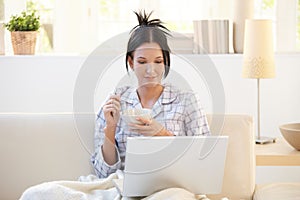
[256, 136, 276, 144]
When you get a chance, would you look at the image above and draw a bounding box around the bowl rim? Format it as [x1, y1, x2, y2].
[121, 108, 152, 117]
[279, 123, 300, 131]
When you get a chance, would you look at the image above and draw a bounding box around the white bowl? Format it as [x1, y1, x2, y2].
[121, 108, 152, 124]
[279, 123, 300, 151]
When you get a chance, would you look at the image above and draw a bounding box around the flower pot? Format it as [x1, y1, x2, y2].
[10, 31, 37, 55]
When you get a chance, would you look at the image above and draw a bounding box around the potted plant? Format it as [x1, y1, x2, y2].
[4, 10, 40, 55]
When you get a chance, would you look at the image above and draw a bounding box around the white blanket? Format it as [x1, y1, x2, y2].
[19, 173, 213, 200]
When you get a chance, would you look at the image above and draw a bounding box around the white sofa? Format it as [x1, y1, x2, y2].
[0, 113, 256, 200]
[1, 113, 299, 200]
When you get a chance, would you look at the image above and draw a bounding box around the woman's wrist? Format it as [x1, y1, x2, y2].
[104, 126, 116, 142]
[105, 124, 117, 131]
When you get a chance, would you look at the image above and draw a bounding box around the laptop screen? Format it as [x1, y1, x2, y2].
[120, 136, 228, 197]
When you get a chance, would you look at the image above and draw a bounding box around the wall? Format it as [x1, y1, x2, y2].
[0, 54, 300, 184]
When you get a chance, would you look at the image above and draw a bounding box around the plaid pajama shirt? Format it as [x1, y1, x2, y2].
[91, 83, 210, 178]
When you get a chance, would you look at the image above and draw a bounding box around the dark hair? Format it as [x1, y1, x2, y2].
[125, 10, 171, 78]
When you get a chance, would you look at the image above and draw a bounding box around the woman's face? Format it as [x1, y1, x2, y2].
[128, 42, 165, 87]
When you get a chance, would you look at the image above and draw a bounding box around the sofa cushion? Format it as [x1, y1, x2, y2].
[253, 183, 300, 200]
[206, 114, 255, 200]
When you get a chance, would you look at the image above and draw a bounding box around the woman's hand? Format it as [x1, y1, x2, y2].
[102, 95, 121, 165]
[129, 117, 174, 136]
[103, 95, 121, 129]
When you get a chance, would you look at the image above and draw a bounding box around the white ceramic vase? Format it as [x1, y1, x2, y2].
[232, 0, 254, 53]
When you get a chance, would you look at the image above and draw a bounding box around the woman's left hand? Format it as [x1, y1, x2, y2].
[128, 117, 174, 136]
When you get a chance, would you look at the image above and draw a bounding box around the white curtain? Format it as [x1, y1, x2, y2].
[53, 0, 99, 55]
[276, 0, 298, 52]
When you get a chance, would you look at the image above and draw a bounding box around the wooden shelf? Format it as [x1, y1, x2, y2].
[256, 137, 300, 166]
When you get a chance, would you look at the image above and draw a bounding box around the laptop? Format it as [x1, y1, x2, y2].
[113, 135, 228, 197]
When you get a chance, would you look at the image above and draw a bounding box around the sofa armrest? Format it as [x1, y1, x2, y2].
[206, 114, 256, 200]
[0, 113, 95, 200]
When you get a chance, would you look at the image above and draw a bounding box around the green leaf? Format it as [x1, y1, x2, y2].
[3, 10, 40, 31]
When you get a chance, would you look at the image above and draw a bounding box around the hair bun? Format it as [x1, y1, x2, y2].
[132, 10, 169, 33]
[135, 10, 161, 26]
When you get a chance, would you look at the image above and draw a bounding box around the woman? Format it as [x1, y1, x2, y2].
[91, 11, 210, 178]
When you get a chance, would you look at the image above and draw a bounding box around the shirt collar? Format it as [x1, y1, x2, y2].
[160, 83, 178, 104]
[120, 86, 139, 105]
[120, 83, 178, 105]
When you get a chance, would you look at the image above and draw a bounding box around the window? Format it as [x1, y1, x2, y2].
[255, 0, 275, 18]
[26, 0, 54, 53]
[255, 0, 300, 52]
[298, 0, 300, 49]
[3, 0, 300, 54]
[96, 0, 139, 46]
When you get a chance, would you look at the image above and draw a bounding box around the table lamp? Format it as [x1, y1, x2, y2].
[242, 19, 276, 144]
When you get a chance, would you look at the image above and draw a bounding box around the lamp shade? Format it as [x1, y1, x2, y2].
[242, 19, 275, 78]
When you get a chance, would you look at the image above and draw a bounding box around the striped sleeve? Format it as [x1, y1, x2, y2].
[184, 92, 210, 136]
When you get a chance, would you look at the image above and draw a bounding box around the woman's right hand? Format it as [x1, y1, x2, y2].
[102, 95, 121, 165]
[103, 95, 121, 130]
